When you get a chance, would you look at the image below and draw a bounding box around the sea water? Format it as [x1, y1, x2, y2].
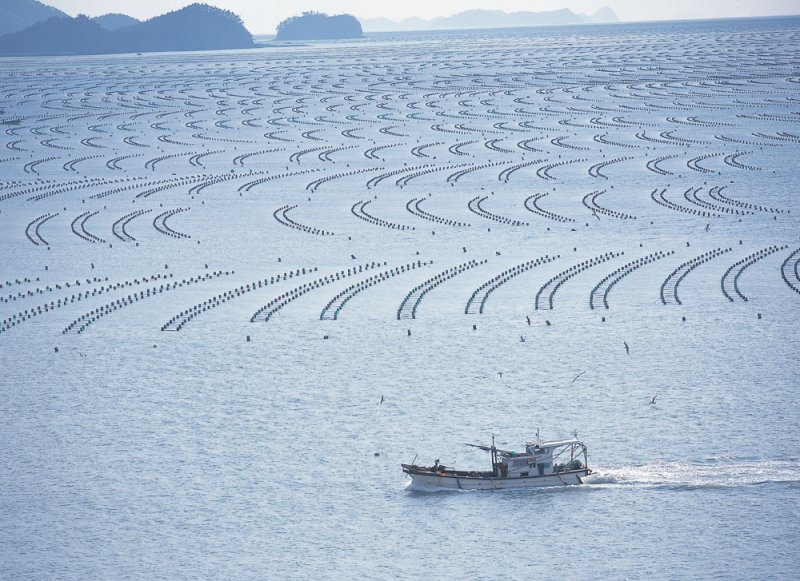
[0, 17, 798, 580]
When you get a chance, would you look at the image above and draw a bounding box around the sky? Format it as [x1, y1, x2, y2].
[44, 0, 800, 34]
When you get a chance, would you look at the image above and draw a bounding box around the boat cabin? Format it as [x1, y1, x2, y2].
[496, 439, 584, 478]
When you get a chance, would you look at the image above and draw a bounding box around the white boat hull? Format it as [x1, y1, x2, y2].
[406, 469, 590, 490]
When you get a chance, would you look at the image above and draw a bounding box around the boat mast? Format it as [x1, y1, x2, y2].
[491, 434, 497, 476]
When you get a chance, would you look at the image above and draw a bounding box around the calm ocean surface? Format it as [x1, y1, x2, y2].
[1, 17, 799, 579]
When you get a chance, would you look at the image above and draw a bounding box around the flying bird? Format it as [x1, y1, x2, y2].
[624, 341, 630, 355]
[572, 370, 587, 383]
[649, 395, 657, 405]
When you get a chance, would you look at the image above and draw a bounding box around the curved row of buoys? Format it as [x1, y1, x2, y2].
[320, 261, 430, 320]
[684, 186, 749, 215]
[536, 251, 622, 310]
[307, 166, 381, 193]
[753, 131, 800, 145]
[105, 153, 145, 171]
[723, 151, 761, 171]
[708, 185, 788, 214]
[582, 190, 637, 220]
[588, 156, 634, 179]
[153, 208, 191, 239]
[188, 170, 267, 197]
[5, 176, 120, 203]
[163, 268, 315, 331]
[238, 168, 320, 194]
[536, 158, 587, 180]
[273, 204, 333, 236]
[590, 250, 674, 309]
[466, 255, 559, 315]
[468, 195, 529, 226]
[25, 212, 58, 246]
[70, 210, 105, 244]
[651, 187, 719, 218]
[410, 142, 443, 158]
[112, 209, 152, 242]
[395, 162, 469, 187]
[90, 174, 200, 200]
[498, 158, 545, 182]
[367, 162, 434, 188]
[233, 148, 285, 166]
[23, 156, 59, 174]
[351, 200, 414, 231]
[645, 154, 678, 176]
[780, 247, 800, 295]
[251, 262, 386, 323]
[593, 133, 641, 150]
[364, 142, 403, 160]
[63, 154, 103, 172]
[397, 258, 487, 320]
[446, 161, 506, 184]
[524, 193, 575, 223]
[2, 276, 106, 303]
[65, 271, 229, 334]
[406, 196, 470, 227]
[661, 247, 732, 305]
[687, 152, 723, 174]
[722, 245, 788, 302]
[0, 272, 174, 334]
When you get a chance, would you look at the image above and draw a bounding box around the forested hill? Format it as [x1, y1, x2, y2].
[0, 3, 254, 56]
[276, 12, 363, 40]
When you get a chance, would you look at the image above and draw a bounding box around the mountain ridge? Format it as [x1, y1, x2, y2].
[361, 7, 618, 32]
[0, 3, 254, 56]
[92, 13, 141, 31]
[0, 0, 67, 36]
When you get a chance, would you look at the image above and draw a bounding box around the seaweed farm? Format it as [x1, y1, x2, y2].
[1, 17, 799, 579]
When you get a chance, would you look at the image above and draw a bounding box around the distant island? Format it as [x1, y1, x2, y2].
[0, 3, 254, 56]
[275, 12, 363, 41]
[361, 7, 618, 33]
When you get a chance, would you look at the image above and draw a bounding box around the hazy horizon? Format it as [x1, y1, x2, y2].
[41, 0, 800, 34]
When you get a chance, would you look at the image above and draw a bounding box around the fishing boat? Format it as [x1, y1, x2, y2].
[402, 433, 590, 490]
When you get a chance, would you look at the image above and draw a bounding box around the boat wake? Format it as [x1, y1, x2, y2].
[585, 458, 800, 490]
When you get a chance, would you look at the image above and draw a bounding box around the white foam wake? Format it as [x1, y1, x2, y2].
[585, 458, 800, 489]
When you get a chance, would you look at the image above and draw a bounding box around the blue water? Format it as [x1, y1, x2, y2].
[1, 17, 799, 579]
